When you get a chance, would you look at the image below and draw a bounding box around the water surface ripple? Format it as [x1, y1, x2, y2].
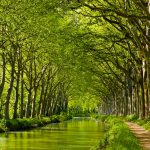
[0, 117, 104, 150]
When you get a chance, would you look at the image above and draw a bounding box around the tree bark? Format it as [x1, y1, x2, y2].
[13, 49, 21, 119]
[4, 63, 15, 119]
[20, 68, 24, 118]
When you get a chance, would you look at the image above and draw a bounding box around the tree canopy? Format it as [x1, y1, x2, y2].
[0, 0, 150, 119]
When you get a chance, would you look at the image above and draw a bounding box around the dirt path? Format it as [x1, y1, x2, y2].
[126, 122, 150, 150]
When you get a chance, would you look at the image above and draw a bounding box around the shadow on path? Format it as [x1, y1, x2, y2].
[126, 122, 150, 150]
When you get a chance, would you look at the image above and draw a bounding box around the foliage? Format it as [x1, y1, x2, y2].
[143, 121, 150, 130]
[92, 115, 111, 122]
[59, 0, 150, 119]
[59, 112, 73, 121]
[68, 93, 99, 116]
[126, 115, 139, 122]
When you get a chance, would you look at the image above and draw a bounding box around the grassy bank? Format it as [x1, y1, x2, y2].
[93, 115, 142, 150]
[0, 114, 72, 132]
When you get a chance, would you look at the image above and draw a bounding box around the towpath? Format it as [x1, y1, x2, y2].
[126, 122, 150, 150]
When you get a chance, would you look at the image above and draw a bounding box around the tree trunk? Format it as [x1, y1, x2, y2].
[4, 64, 15, 119]
[37, 78, 44, 116]
[13, 69, 20, 119]
[146, 0, 150, 118]
[140, 70, 145, 119]
[0, 52, 6, 98]
[20, 69, 24, 118]
[25, 56, 33, 118]
[31, 87, 38, 118]
[13, 50, 21, 119]
[25, 90, 32, 118]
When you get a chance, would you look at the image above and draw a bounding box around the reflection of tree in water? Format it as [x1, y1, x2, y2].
[0, 119, 104, 149]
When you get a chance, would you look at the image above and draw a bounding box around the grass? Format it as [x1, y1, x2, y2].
[93, 115, 142, 150]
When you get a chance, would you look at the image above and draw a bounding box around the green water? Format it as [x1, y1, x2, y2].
[0, 118, 104, 150]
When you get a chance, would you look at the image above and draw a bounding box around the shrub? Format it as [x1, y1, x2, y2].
[6, 119, 20, 131]
[0, 114, 72, 132]
[126, 114, 138, 121]
[17, 119, 32, 130]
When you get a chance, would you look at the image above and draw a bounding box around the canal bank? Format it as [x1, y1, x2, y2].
[0, 117, 104, 150]
[93, 115, 142, 150]
[0, 114, 72, 133]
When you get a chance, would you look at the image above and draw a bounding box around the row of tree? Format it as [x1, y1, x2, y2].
[2, 0, 150, 120]
[0, 0, 73, 119]
[62, 0, 150, 119]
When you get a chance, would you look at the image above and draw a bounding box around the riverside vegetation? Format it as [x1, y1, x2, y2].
[0, 114, 72, 132]
[92, 115, 142, 150]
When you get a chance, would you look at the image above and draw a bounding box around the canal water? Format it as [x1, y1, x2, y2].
[0, 118, 104, 150]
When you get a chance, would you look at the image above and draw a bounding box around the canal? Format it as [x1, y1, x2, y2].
[0, 118, 104, 150]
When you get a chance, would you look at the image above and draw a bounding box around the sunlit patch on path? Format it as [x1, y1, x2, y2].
[126, 122, 150, 150]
